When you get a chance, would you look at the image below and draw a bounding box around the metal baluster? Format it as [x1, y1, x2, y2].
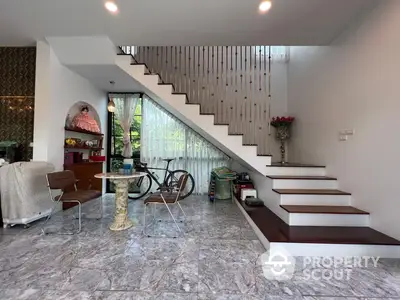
[224, 46, 228, 125]
[211, 47, 215, 115]
[206, 47, 210, 114]
[201, 46, 205, 111]
[244, 46, 248, 143]
[234, 46, 238, 134]
[188, 47, 192, 103]
[216, 46, 220, 123]
[230, 46, 233, 133]
[195, 46, 199, 104]
[268, 46, 272, 155]
[183, 46, 187, 94]
[250, 46, 254, 145]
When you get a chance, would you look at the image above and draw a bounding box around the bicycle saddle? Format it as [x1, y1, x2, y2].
[162, 158, 175, 162]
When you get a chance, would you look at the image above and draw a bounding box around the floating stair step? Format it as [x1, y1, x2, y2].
[270, 162, 325, 168]
[238, 202, 399, 245]
[271, 177, 338, 190]
[268, 176, 336, 180]
[280, 205, 368, 215]
[274, 189, 350, 195]
[265, 163, 326, 176]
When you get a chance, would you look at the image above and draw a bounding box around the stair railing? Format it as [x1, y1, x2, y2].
[120, 46, 287, 155]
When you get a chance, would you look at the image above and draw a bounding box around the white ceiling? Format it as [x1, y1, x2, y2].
[0, 0, 378, 46]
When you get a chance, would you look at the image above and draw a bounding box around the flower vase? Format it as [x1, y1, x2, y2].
[275, 126, 291, 164]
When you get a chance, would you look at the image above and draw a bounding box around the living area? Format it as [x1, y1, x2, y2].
[1, 0, 400, 299]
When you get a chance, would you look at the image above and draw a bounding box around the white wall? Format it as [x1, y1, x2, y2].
[33, 41, 107, 170]
[287, 1, 400, 239]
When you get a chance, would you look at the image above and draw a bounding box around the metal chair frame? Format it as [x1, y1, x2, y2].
[143, 173, 188, 238]
[41, 171, 103, 235]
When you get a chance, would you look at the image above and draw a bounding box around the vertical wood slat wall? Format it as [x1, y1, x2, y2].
[131, 46, 282, 155]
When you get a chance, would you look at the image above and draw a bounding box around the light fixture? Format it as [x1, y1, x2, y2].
[107, 99, 116, 113]
[105, 1, 118, 14]
[259, 0, 272, 13]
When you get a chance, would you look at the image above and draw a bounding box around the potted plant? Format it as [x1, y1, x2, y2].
[271, 116, 295, 164]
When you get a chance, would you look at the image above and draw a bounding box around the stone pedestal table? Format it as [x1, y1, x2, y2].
[94, 172, 147, 231]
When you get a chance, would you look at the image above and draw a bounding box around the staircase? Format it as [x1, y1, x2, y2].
[115, 47, 400, 256]
[45, 37, 399, 257]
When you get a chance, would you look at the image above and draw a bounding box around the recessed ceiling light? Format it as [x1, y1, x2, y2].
[105, 1, 118, 13]
[259, 0, 272, 13]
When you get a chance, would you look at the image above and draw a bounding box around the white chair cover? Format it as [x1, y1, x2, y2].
[0, 161, 55, 225]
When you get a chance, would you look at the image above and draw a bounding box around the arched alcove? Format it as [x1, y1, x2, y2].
[65, 101, 101, 129]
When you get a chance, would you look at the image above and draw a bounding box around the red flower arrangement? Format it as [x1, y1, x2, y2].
[270, 116, 295, 127]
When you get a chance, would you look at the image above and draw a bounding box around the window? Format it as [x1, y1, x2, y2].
[107, 93, 142, 193]
[254, 46, 290, 62]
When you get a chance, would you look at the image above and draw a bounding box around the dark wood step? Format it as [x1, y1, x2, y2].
[267, 175, 336, 180]
[280, 205, 369, 214]
[237, 200, 399, 245]
[269, 162, 325, 168]
[274, 189, 350, 195]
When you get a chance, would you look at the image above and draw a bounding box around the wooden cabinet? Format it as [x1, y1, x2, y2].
[63, 162, 103, 210]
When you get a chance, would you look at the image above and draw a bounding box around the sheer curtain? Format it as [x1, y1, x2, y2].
[109, 93, 139, 158]
[141, 95, 230, 194]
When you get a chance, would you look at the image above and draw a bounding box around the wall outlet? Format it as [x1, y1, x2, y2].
[340, 129, 355, 136]
[344, 129, 355, 135]
[339, 135, 348, 141]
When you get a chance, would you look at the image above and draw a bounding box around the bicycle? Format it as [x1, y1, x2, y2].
[128, 158, 195, 200]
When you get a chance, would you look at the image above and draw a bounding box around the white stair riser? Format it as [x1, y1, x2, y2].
[288, 213, 369, 227]
[271, 243, 400, 258]
[280, 194, 351, 206]
[265, 167, 326, 176]
[273, 179, 338, 189]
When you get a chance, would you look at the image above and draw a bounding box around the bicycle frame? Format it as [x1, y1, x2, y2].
[136, 160, 175, 189]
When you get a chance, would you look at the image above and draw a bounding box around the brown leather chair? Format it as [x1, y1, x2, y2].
[41, 170, 102, 235]
[143, 173, 188, 237]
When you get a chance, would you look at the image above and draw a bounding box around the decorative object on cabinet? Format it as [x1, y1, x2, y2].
[71, 105, 101, 133]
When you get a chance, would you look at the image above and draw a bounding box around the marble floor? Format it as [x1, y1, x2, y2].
[0, 195, 400, 300]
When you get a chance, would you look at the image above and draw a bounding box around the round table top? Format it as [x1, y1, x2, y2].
[94, 172, 147, 179]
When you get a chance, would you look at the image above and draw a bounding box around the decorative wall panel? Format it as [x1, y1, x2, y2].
[0, 47, 36, 161]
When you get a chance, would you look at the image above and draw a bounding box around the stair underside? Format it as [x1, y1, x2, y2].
[274, 189, 350, 195]
[238, 201, 399, 245]
[280, 205, 369, 215]
[267, 176, 336, 180]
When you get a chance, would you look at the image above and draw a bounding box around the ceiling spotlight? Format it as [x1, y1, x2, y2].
[105, 1, 118, 14]
[259, 0, 272, 13]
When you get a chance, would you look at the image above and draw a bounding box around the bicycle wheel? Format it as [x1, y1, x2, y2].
[128, 174, 152, 200]
[165, 170, 195, 199]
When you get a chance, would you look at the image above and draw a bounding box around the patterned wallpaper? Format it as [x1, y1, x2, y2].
[0, 47, 36, 161]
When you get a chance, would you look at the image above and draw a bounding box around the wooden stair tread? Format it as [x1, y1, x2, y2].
[238, 201, 399, 244]
[269, 162, 325, 168]
[274, 189, 350, 195]
[267, 176, 336, 180]
[280, 205, 369, 214]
